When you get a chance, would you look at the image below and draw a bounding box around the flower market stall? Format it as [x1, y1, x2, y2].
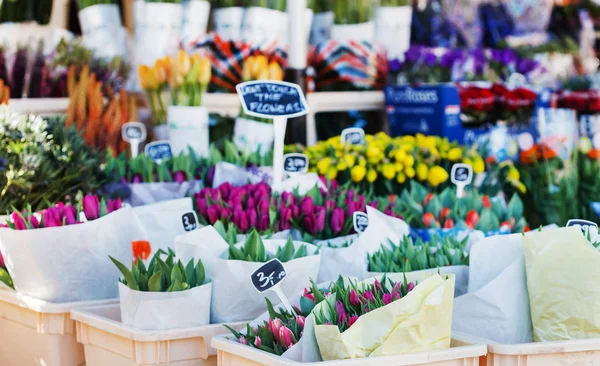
[2, 0, 600, 365]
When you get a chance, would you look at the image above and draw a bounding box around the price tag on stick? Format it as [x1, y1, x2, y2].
[145, 141, 173, 164]
[567, 219, 599, 242]
[236, 81, 309, 191]
[283, 153, 309, 175]
[353, 211, 369, 233]
[121, 122, 147, 158]
[451, 163, 473, 198]
[181, 212, 199, 232]
[341, 127, 366, 146]
[250, 258, 295, 314]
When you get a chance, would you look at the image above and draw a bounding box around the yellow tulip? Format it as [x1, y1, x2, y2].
[242, 57, 253, 81]
[427, 166, 449, 187]
[396, 172, 406, 184]
[267, 61, 284, 81]
[336, 159, 348, 171]
[358, 156, 367, 167]
[176, 50, 191, 77]
[138, 65, 154, 90]
[251, 55, 268, 79]
[366, 169, 378, 183]
[447, 147, 462, 161]
[515, 181, 527, 194]
[394, 149, 407, 162]
[416, 163, 429, 181]
[405, 166, 416, 178]
[366, 145, 381, 159]
[257, 67, 269, 80]
[327, 167, 338, 180]
[507, 167, 520, 181]
[382, 163, 396, 180]
[343, 154, 356, 168]
[198, 57, 212, 86]
[395, 162, 404, 172]
[351, 165, 366, 182]
[317, 157, 331, 175]
[404, 155, 415, 166]
[401, 135, 416, 144]
[472, 156, 485, 174]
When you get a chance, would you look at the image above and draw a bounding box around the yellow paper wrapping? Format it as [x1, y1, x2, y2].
[313, 272, 455, 360]
[524, 227, 600, 342]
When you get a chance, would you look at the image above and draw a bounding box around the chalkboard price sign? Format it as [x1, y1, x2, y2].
[236, 81, 309, 119]
[182, 212, 199, 232]
[121, 122, 147, 157]
[283, 153, 309, 174]
[450, 163, 473, 198]
[251, 259, 287, 293]
[341, 128, 366, 146]
[145, 141, 173, 163]
[353, 211, 369, 233]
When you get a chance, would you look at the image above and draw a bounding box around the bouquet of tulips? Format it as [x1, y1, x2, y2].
[106, 150, 203, 184]
[138, 50, 211, 126]
[295, 132, 490, 196]
[110, 248, 213, 330]
[398, 181, 529, 235]
[175, 225, 320, 323]
[0, 193, 139, 302]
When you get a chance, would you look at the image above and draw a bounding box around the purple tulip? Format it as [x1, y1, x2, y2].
[384, 206, 394, 217]
[233, 210, 241, 227]
[331, 208, 344, 235]
[300, 196, 314, 216]
[82, 194, 100, 220]
[349, 289, 360, 306]
[388, 58, 402, 73]
[64, 205, 77, 225]
[206, 166, 215, 187]
[11, 212, 27, 230]
[315, 206, 326, 233]
[383, 293, 393, 305]
[220, 207, 232, 221]
[346, 190, 355, 201]
[357, 195, 366, 212]
[282, 192, 294, 206]
[292, 204, 299, 219]
[207, 206, 219, 224]
[172, 171, 187, 183]
[258, 199, 270, 215]
[30, 214, 40, 229]
[246, 196, 256, 210]
[42, 208, 62, 228]
[0, 251, 5, 268]
[424, 52, 437, 66]
[258, 214, 270, 231]
[132, 174, 143, 183]
[407, 282, 415, 292]
[196, 198, 208, 217]
[107, 198, 122, 213]
[362, 290, 374, 304]
[238, 212, 249, 233]
[246, 208, 258, 228]
[325, 199, 335, 212]
[348, 315, 359, 328]
[303, 214, 316, 235]
[280, 207, 292, 231]
[218, 182, 233, 200]
[335, 300, 347, 325]
[345, 201, 357, 220]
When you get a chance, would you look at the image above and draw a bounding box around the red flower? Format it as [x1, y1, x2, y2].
[132, 240, 152, 262]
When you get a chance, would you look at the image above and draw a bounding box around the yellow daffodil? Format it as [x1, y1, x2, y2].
[447, 147, 462, 161]
[351, 165, 366, 182]
[405, 166, 416, 178]
[396, 172, 406, 184]
[317, 157, 331, 175]
[382, 163, 396, 180]
[366, 169, 378, 183]
[416, 163, 429, 181]
[427, 166, 449, 187]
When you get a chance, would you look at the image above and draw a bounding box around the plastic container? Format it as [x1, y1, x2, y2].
[483, 338, 600, 366]
[0, 289, 117, 366]
[212, 334, 487, 366]
[71, 303, 246, 366]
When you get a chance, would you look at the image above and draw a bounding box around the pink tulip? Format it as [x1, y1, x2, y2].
[279, 326, 294, 349]
[335, 300, 348, 325]
[348, 315, 359, 328]
[246, 196, 256, 209]
[361, 290, 374, 304]
[82, 194, 100, 220]
[303, 214, 316, 235]
[282, 192, 294, 205]
[303, 288, 315, 302]
[132, 174, 143, 183]
[296, 315, 306, 329]
[0, 251, 4, 268]
[407, 282, 415, 292]
[196, 197, 208, 217]
[172, 171, 187, 183]
[220, 207, 232, 221]
[349, 289, 360, 306]
[218, 182, 233, 200]
[383, 293, 393, 305]
[280, 207, 292, 231]
[345, 200, 357, 220]
[258, 199, 270, 215]
[29, 214, 40, 229]
[254, 336, 262, 348]
[239, 336, 248, 345]
[357, 195, 366, 212]
[11, 212, 27, 230]
[268, 318, 283, 342]
[292, 204, 300, 219]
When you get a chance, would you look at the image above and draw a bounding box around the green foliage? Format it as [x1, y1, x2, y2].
[110, 249, 206, 292]
[0, 112, 107, 213]
[228, 230, 309, 263]
[368, 235, 469, 273]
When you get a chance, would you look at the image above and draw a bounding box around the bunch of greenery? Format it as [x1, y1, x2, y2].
[0, 111, 106, 213]
[228, 230, 309, 262]
[110, 249, 207, 292]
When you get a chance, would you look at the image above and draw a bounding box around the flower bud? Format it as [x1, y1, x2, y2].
[82, 194, 100, 220]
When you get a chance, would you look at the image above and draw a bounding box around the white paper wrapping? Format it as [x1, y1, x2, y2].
[168, 105, 210, 157]
[310, 11, 334, 44]
[242, 7, 288, 46]
[0, 23, 74, 54]
[315, 206, 409, 283]
[118, 281, 212, 330]
[175, 226, 320, 323]
[153, 125, 169, 141]
[212, 7, 245, 41]
[278, 173, 327, 196]
[181, 0, 211, 46]
[127, 181, 202, 207]
[233, 117, 274, 156]
[78, 4, 128, 59]
[452, 233, 533, 344]
[133, 198, 194, 255]
[374, 6, 412, 60]
[134, 2, 182, 67]
[331, 22, 375, 42]
[0, 207, 141, 303]
[212, 162, 273, 188]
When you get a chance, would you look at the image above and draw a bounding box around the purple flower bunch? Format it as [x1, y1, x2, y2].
[1, 194, 122, 230]
[195, 182, 273, 234]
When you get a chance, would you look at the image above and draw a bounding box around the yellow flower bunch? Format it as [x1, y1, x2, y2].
[138, 50, 212, 125]
[242, 55, 284, 82]
[297, 132, 489, 194]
